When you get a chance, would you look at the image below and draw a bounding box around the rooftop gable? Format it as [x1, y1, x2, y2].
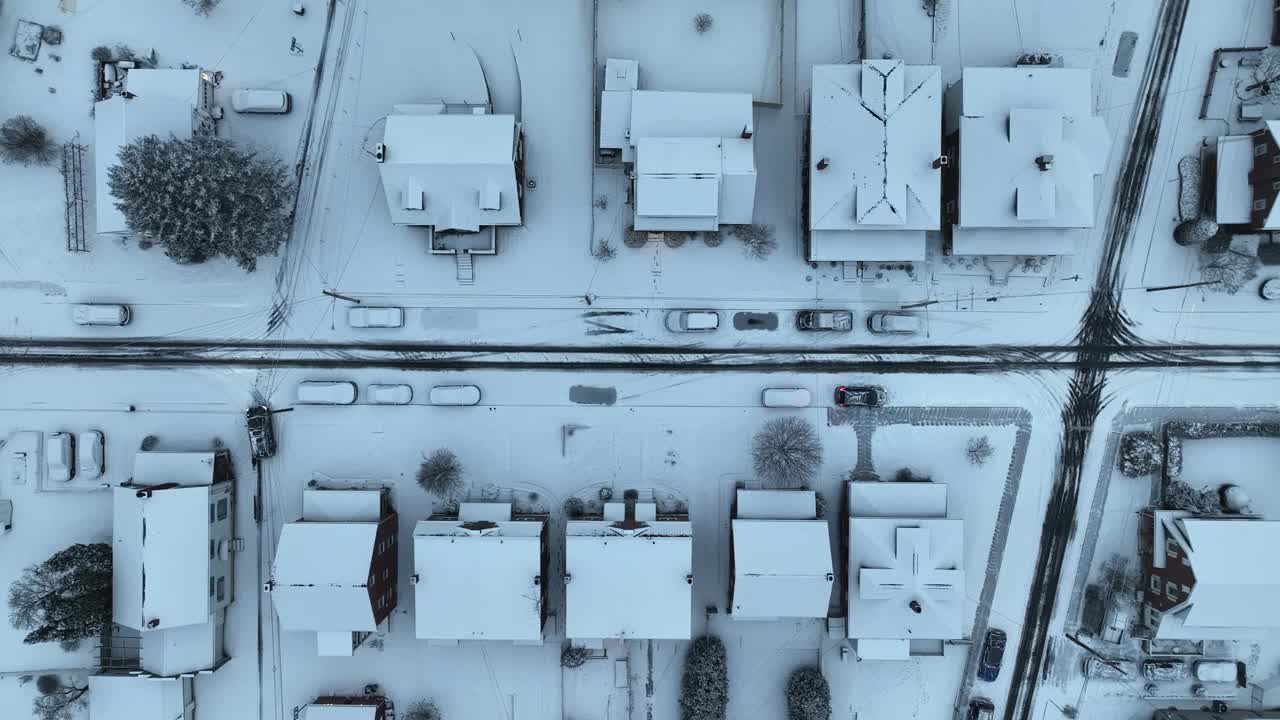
[732, 519, 833, 618]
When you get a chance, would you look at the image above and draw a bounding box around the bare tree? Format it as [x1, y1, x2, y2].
[592, 238, 617, 262]
[0, 116, 55, 166]
[966, 436, 994, 466]
[1199, 243, 1260, 294]
[416, 449, 463, 497]
[183, 0, 223, 15]
[9, 543, 112, 645]
[752, 417, 823, 488]
[402, 700, 442, 720]
[32, 675, 88, 720]
[694, 13, 714, 33]
[729, 224, 777, 260]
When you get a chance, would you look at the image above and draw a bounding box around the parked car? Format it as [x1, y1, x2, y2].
[977, 628, 1007, 682]
[231, 88, 291, 114]
[797, 309, 853, 332]
[245, 405, 277, 460]
[45, 432, 75, 483]
[76, 431, 104, 481]
[1101, 602, 1131, 643]
[1084, 656, 1133, 680]
[1194, 660, 1240, 684]
[0, 498, 11, 533]
[347, 306, 404, 328]
[296, 380, 357, 405]
[368, 384, 413, 405]
[867, 311, 922, 335]
[762, 387, 812, 408]
[429, 384, 481, 406]
[967, 698, 995, 720]
[1142, 659, 1189, 682]
[73, 303, 131, 326]
[834, 385, 886, 407]
[665, 309, 720, 332]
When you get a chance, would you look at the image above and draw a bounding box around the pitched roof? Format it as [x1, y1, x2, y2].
[848, 519, 965, 641]
[629, 91, 753, 143]
[271, 522, 378, 631]
[731, 519, 833, 618]
[112, 485, 212, 631]
[93, 96, 195, 235]
[1180, 518, 1280, 629]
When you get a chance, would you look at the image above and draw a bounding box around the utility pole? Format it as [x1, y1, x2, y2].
[322, 289, 361, 304]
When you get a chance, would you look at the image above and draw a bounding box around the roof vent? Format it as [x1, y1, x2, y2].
[1035, 154, 1054, 172]
[816, 157, 830, 171]
[461, 520, 498, 536]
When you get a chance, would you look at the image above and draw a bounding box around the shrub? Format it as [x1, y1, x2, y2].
[1164, 480, 1222, 514]
[786, 667, 831, 720]
[694, 13, 714, 33]
[0, 116, 55, 166]
[183, 0, 223, 16]
[41, 26, 64, 46]
[402, 700, 442, 720]
[91, 46, 112, 63]
[561, 644, 590, 668]
[966, 436, 994, 466]
[702, 230, 722, 247]
[598, 486, 614, 502]
[1118, 431, 1161, 477]
[664, 232, 689, 249]
[893, 467, 930, 483]
[752, 417, 822, 489]
[679, 636, 728, 720]
[592, 239, 617, 262]
[1199, 243, 1259, 294]
[624, 227, 648, 248]
[140, 435, 158, 451]
[417, 449, 464, 497]
[563, 497, 585, 519]
[593, 195, 608, 210]
[729, 224, 777, 260]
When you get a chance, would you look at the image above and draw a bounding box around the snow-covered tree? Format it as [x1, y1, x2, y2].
[402, 700, 442, 720]
[729, 224, 777, 260]
[679, 635, 728, 720]
[1164, 480, 1222, 514]
[1199, 243, 1260, 294]
[8, 543, 112, 645]
[694, 13, 714, 33]
[107, 134, 292, 272]
[416, 449, 463, 497]
[966, 435, 994, 466]
[32, 675, 88, 720]
[182, 0, 223, 16]
[561, 644, 590, 668]
[1173, 218, 1218, 247]
[786, 667, 831, 720]
[752, 417, 823, 489]
[1118, 431, 1162, 477]
[0, 116, 55, 166]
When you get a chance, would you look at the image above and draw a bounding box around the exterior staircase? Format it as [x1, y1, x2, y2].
[455, 252, 474, 285]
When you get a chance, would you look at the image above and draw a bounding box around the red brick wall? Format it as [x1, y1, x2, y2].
[1248, 128, 1280, 228]
[366, 513, 399, 626]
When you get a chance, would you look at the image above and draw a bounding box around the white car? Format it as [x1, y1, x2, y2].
[761, 388, 811, 408]
[429, 385, 481, 406]
[231, 88, 291, 114]
[76, 431, 104, 481]
[1194, 660, 1239, 683]
[665, 310, 720, 332]
[866, 311, 922, 335]
[296, 380, 358, 405]
[73, 303, 131, 326]
[367, 384, 413, 405]
[45, 432, 75, 483]
[347, 306, 404, 328]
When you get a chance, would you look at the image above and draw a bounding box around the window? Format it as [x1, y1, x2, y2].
[1257, 143, 1269, 157]
[1165, 580, 1177, 600]
[215, 576, 225, 602]
[389, 535, 395, 547]
[382, 568, 389, 581]
[1150, 575, 1161, 592]
[1165, 538, 1179, 558]
[209, 577, 215, 597]
[1256, 199, 1268, 211]
[209, 504, 215, 524]
[1274, 153, 1280, 164]
[210, 540, 215, 559]
[216, 498, 228, 521]
[1272, 180, 1280, 191]
[377, 541, 384, 554]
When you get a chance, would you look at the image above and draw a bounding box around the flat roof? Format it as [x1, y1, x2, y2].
[112, 486, 211, 630]
[302, 488, 382, 522]
[1216, 135, 1254, 225]
[629, 91, 753, 142]
[732, 519, 833, 618]
[302, 707, 379, 720]
[565, 520, 692, 640]
[124, 68, 203, 107]
[89, 675, 185, 720]
[133, 451, 220, 487]
[1181, 518, 1280, 629]
[849, 519, 965, 641]
[848, 481, 948, 518]
[736, 489, 817, 520]
[94, 96, 195, 234]
[413, 519, 545, 640]
[271, 522, 377, 632]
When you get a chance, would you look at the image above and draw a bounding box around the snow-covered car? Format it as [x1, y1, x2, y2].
[347, 306, 404, 328]
[1194, 660, 1240, 684]
[73, 303, 131, 326]
[231, 89, 291, 114]
[1101, 603, 1130, 643]
[429, 385, 481, 406]
[1084, 656, 1133, 680]
[296, 381, 357, 405]
[76, 431, 104, 481]
[834, 385, 886, 407]
[368, 384, 413, 405]
[797, 309, 853, 332]
[246, 405, 277, 460]
[1142, 659, 1188, 682]
[45, 432, 75, 483]
[867, 311, 921, 335]
[664, 310, 719, 332]
[762, 388, 811, 408]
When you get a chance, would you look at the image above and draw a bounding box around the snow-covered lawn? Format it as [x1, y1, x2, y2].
[1177, 435, 1280, 514]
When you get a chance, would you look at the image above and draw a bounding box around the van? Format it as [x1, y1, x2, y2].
[762, 388, 811, 408]
[429, 385, 481, 406]
[46, 432, 75, 483]
[73, 304, 131, 326]
[231, 89, 291, 114]
[296, 381, 357, 405]
[867, 311, 921, 335]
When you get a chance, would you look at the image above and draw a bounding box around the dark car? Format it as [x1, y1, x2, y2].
[834, 385, 886, 407]
[968, 697, 995, 720]
[246, 405, 277, 460]
[797, 309, 853, 332]
[977, 629, 1007, 682]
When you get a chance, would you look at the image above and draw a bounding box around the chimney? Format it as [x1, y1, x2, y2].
[909, 600, 922, 614]
[740, 125, 753, 140]
[932, 155, 948, 169]
[1035, 154, 1054, 172]
[816, 157, 830, 171]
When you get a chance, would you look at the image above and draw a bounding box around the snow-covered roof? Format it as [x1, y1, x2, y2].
[599, 58, 639, 151]
[125, 68, 205, 109]
[112, 485, 212, 631]
[93, 96, 196, 235]
[736, 489, 818, 520]
[302, 488, 383, 522]
[301, 706, 380, 720]
[1263, 121, 1280, 229]
[732, 519, 833, 618]
[377, 112, 521, 231]
[848, 481, 948, 518]
[271, 522, 378, 631]
[629, 90, 753, 144]
[565, 518, 693, 640]
[1172, 518, 1280, 630]
[953, 67, 1110, 255]
[808, 61, 941, 262]
[413, 517, 545, 640]
[89, 674, 188, 720]
[1216, 135, 1255, 225]
[140, 617, 224, 677]
[133, 451, 221, 487]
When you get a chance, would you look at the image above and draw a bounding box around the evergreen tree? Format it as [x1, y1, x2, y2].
[679, 635, 729, 720]
[8, 543, 112, 645]
[786, 667, 831, 720]
[107, 134, 292, 271]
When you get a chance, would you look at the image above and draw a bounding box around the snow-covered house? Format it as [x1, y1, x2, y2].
[565, 501, 693, 644]
[1214, 121, 1280, 229]
[1139, 510, 1280, 640]
[376, 104, 523, 260]
[89, 673, 194, 720]
[412, 502, 549, 643]
[943, 66, 1111, 256]
[847, 481, 965, 660]
[93, 68, 216, 236]
[300, 694, 391, 720]
[111, 450, 235, 677]
[807, 61, 943, 263]
[598, 58, 756, 231]
[267, 488, 398, 656]
[730, 490, 833, 619]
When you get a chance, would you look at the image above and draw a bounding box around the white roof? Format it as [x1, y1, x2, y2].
[1178, 519, 1280, 629]
[112, 485, 211, 630]
[140, 618, 223, 677]
[955, 67, 1110, 252]
[629, 91, 753, 143]
[413, 519, 545, 640]
[302, 706, 379, 720]
[302, 488, 382, 522]
[603, 58, 639, 92]
[732, 520, 833, 618]
[808, 62, 941, 261]
[89, 675, 186, 720]
[271, 522, 377, 631]
[599, 58, 639, 151]
[133, 451, 220, 487]
[377, 112, 521, 230]
[565, 519, 693, 640]
[94, 96, 195, 234]
[736, 489, 817, 520]
[1216, 135, 1254, 225]
[125, 68, 204, 107]
[848, 481, 948, 518]
[848, 519, 965, 641]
